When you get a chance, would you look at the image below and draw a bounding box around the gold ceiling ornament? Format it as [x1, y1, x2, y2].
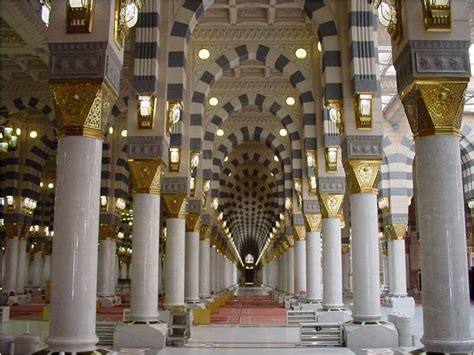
[421, 0, 451, 32]
[341, 243, 350, 254]
[294, 179, 303, 211]
[186, 213, 201, 232]
[166, 100, 183, 135]
[319, 193, 344, 219]
[99, 224, 119, 240]
[346, 160, 381, 194]
[129, 159, 162, 195]
[385, 223, 408, 240]
[327, 99, 344, 134]
[304, 213, 322, 232]
[199, 225, 210, 241]
[114, 0, 143, 48]
[162, 194, 187, 218]
[4, 223, 24, 239]
[293, 225, 306, 241]
[369, 0, 403, 48]
[50, 81, 116, 140]
[400, 78, 468, 139]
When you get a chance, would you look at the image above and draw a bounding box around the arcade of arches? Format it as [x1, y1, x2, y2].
[0, 0, 474, 354]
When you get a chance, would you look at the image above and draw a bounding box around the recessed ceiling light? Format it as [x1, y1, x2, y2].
[109, 127, 114, 135]
[121, 130, 127, 137]
[47, 182, 54, 189]
[279, 128, 288, 137]
[274, 155, 279, 162]
[317, 41, 322, 53]
[216, 128, 224, 136]
[295, 48, 307, 59]
[198, 48, 210, 60]
[29, 131, 38, 139]
[224, 156, 229, 162]
[16, 128, 21, 136]
[209, 97, 219, 106]
[286, 96, 295, 106]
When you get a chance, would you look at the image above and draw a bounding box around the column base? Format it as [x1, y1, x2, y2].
[300, 302, 322, 311]
[113, 321, 167, 353]
[317, 308, 353, 323]
[34, 349, 112, 355]
[383, 296, 415, 316]
[97, 295, 121, 308]
[344, 321, 398, 352]
[343, 290, 353, 297]
[45, 335, 99, 353]
[421, 336, 474, 353]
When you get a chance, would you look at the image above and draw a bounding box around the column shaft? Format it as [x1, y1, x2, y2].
[3, 238, 19, 293]
[164, 218, 185, 307]
[294, 240, 307, 296]
[185, 231, 200, 302]
[389, 239, 407, 297]
[322, 218, 344, 308]
[16, 239, 27, 293]
[287, 247, 295, 295]
[199, 239, 210, 298]
[350, 193, 381, 321]
[44, 254, 51, 282]
[47, 136, 102, 352]
[98, 239, 117, 297]
[32, 252, 44, 287]
[342, 250, 351, 293]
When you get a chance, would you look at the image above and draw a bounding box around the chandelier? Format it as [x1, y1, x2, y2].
[0, 125, 18, 153]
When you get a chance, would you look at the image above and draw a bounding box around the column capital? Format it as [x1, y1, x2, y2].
[286, 235, 294, 247]
[99, 224, 119, 240]
[346, 159, 381, 194]
[400, 78, 469, 139]
[199, 225, 210, 240]
[50, 80, 117, 140]
[384, 223, 408, 241]
[163, 194, 187, 218]
[186, 213, 201, 232]
[293, 225, 306, 241]
[4, 223, 24, 239]
[304, 213, 322, 232]
[129, 159, 163, 195]
[341, 244, 350, 254]
[319, 193, 344, 219]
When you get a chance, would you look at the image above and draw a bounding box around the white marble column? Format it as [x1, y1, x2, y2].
[416, 135, 474, 351]
[120, 261, 127, 280]
[350, 193, 382, 322]
[47, 136, 102, 352]
[388, 239, 407, 297]
[43, 254, 51, 282]
[210, 247, 217, 294]
[185, 231, 200, 302]
[16, 239, 27, 293]
[282, 251, 288, 292]
[306, 231, 322, 302]
[342, 246, 351, 293]
[115, 255, 119, 288]
[199, 238, 210, 298]
[287, 246, 295, 295]
[164, 217, 186, 307]
[32, 252, 44, 288]
[130, 194, 160, 320]
[3, 237, 19, 293]
[97, 238, 117, 297]
[0, 250, 4, 287]
[322, 218, 344, 308]
[294, 239, 307, 296]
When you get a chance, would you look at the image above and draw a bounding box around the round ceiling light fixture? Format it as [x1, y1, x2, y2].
[209, 97, 219, 106]
[295, 48, 307, 59]
[286, 96, 295, 106]
[198, 48, 210, 60]
[216, 128, 224, 137]
[29, 130, 38, 139]
[279, 128, 288, 137]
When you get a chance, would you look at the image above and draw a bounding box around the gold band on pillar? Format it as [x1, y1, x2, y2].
[384, 223, 407, 241]
[304, 213, 322, 233]
[319, 193, 344, 219]
[50, 80, 117, 140]
[186, 213, 201, 232]
[341, 243, 350, 254]
[163, 194, 187, 218]
[99, 224, 119, 240]
[346, 160, 381, 194]
[199, 225, 210, 241]
[400, 78, 469, 139]
[4, 223, 23, 240]
[293, 225, 306, 241]
[129, 160, 162, 195]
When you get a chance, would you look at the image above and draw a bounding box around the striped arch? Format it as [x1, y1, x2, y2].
[191, 44, 315, 155]
[111, 96, 129, 121]
[211, 126, 292, 199]
[0, 96, 55, 127]
[114, 144, 130, 201]
[101, 136, 112, 197]
[202, 93, 302, 182]
[1, 149, 20, 198]
[460, 125, 474, 201]
[168, 0, 342, 101]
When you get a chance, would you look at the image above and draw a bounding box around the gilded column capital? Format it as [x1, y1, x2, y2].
[129, 160, 163, 195]
[199, 225, 210, 240]
[163, 194, 187, 218]
[384, 223, 407, 241]
[304, 213, 322, 232]
[293, 225, 306, 241]
[319, 193, 344, 219]
[50, 80, 117, 140]
[341, 243, 350, 254]
[99, 224, 119, 240]
[186, 213, 201, 232]
[4, 223, 23, 239]
[286, 235, 294, 248]
[400, 78, 469, 139]
[346, 159, 381, 194]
